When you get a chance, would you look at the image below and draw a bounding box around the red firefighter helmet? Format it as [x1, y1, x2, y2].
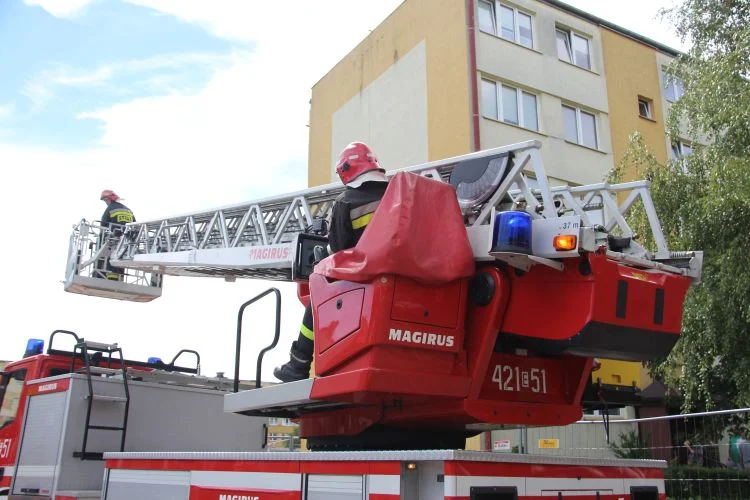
[100, 189, 120, 202]
[335, 142, 385, 186]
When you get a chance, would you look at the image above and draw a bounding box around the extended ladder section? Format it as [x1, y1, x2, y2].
[64, 139, 702, 302]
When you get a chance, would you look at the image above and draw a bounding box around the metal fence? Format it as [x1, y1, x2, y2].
[492, 408, 750, 499]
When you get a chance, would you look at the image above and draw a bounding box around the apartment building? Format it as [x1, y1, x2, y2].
[307, 0, 686, 452]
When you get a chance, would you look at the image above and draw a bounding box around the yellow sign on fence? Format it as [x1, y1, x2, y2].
[538, 438, 559, 449]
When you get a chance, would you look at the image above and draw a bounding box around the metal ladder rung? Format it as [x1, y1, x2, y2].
[88, 394, 128, 403]
[81, 340, 119, 351]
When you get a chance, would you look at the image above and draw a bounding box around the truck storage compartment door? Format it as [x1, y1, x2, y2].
[306, 474, 364, 500]
[12, 390, 67, 497]
[103, 469, 189, 500]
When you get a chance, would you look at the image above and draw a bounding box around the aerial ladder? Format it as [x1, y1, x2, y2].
[64, 139, 703, 450]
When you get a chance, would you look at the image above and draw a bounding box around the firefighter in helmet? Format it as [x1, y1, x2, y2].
[98, 190, 136, 280]
[274, 142, 389, 383]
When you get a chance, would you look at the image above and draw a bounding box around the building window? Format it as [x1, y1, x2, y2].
[479, 1, 534, 49]
[482, 79, 539, 131]
[556, 28, 591, 70]
[584, 407, 624, 417]
[638, 97, 653, 119]
[478, 0, 496, 34]
[671, 141, 693, 159]
[663, 73, 685, 102]
[562, 104, 598, 149]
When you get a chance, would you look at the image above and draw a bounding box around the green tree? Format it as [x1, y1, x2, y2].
[610, 428, 651, 460]
[615, 0, 750, 410]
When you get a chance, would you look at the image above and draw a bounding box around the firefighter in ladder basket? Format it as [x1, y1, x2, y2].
[274, 142, 389, 382]
[98, 189, 136, 281]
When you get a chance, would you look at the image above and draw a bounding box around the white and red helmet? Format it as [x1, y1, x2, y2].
[335, 142, 385, 186]
[100, 189, 120, 202]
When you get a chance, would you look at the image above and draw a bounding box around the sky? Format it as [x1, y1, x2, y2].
[0, 0, 686, 382]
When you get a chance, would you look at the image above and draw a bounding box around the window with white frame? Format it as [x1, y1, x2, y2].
[671, 141, 693, 159]
[478, 0, 496, 34]
[638, 97, 653, 119]
[482, 79, 539, 131]
[478, 1, 534, 49]
[663, 73, 684, 102]
[562, 104, 598, 149]
[556, 28, 591, 70]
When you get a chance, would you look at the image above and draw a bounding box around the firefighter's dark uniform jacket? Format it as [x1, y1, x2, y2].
[101, 201, 135, 230]
[328, 181, 388, 253]
[296, 180, 388, 340]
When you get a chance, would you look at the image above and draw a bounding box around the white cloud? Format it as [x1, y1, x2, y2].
[50, 65, 115, 86]
[124, 0, 405, 87]
[24, 0, 95, 18]
[21, 81, 55, 112]
[2, 1, 408, 377]
[21, 52, 238, 115]
[0, 102, 14, 120]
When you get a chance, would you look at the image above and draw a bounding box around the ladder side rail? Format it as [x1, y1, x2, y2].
[116, 347, 131, 452]
[77, 343, 96, 458]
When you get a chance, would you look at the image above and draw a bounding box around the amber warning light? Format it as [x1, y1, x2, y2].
[553, 234, 577, 251]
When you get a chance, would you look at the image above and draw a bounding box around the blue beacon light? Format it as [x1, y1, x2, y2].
[24, 338, 45, 358]
[493, 211, 532, 254]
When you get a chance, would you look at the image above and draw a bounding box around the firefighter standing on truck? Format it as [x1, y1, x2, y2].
[274, 142, 389, 383]
[98, 189, 136, 281]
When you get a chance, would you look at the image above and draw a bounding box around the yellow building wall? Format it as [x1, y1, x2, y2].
[465, 434, 482, 451]
[308, 0, 472, 187]
[600, 27, 669, 177]
[595, 27, 676, 393]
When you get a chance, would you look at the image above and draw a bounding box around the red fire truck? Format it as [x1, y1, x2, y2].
[0, 331, 266, 500]
[43, 141, 706, 498]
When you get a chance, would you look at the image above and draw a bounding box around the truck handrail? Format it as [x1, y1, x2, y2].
[232, 288, 282, 392]
[48, 329, 82, 353]
[167, 349, 201, 376]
